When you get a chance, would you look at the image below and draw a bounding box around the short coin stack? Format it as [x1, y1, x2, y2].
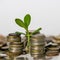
[46, 43, 59, 57]
[54, 35, 60, 48]
[30, 33, 45, 59]
[7, 33, 23, 59]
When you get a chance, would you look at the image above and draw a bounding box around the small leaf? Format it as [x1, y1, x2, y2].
[15, 31, 25, 35]
[15, 18, 26, 29]
[24, 14, 31, 28]
[32, 27, 42, 34]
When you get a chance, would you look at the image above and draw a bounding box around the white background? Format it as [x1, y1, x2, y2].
[0, 0, 60, 60]
[0, 0, 60, 36]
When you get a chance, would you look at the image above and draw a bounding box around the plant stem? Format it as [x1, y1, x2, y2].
[26, 30, 30, 53]
[27, 34, 30, 47]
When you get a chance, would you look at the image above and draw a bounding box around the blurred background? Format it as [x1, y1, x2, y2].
[0, 0, 60, 36]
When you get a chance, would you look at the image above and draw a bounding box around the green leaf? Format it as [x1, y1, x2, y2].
[15, 18, 26, 29]
[24, 14, 31, 28]
[32, 27, 42, 34]
[15, 31, 25, 35]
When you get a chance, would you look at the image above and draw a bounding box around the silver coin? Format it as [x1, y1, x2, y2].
[30, 47, 45, 50]
[31, 54, 45, 59]
[16, 57, 28, 60]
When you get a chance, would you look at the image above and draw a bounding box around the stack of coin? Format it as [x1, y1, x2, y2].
[0, 56, 5, 60]
[46, 43, 59, 57]
[53, 35, 60, 52]
[9, 42, 23, 56]
[7, 33, 21, 42]
[30, 33, 45, 59]
[45, 36, 56, 44]
[54, 35, 60, 46]
[7, 33, 23, 57]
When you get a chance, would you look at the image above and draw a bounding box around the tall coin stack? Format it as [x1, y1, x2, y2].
[7, 33, 23, 59]
[30, 33, 45, 59]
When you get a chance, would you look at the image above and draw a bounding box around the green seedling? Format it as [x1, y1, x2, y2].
[15, 14, 42, 51]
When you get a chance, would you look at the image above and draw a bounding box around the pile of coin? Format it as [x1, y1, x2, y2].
[45, 36, 56, 44]
[16, 57, 28, 60]
[54, 35, 60, 46]
[30, 33, 45, 59]
[0, 56, 5, 60]
[7, 33, 24, 57]
[45, 43, 59, 57]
